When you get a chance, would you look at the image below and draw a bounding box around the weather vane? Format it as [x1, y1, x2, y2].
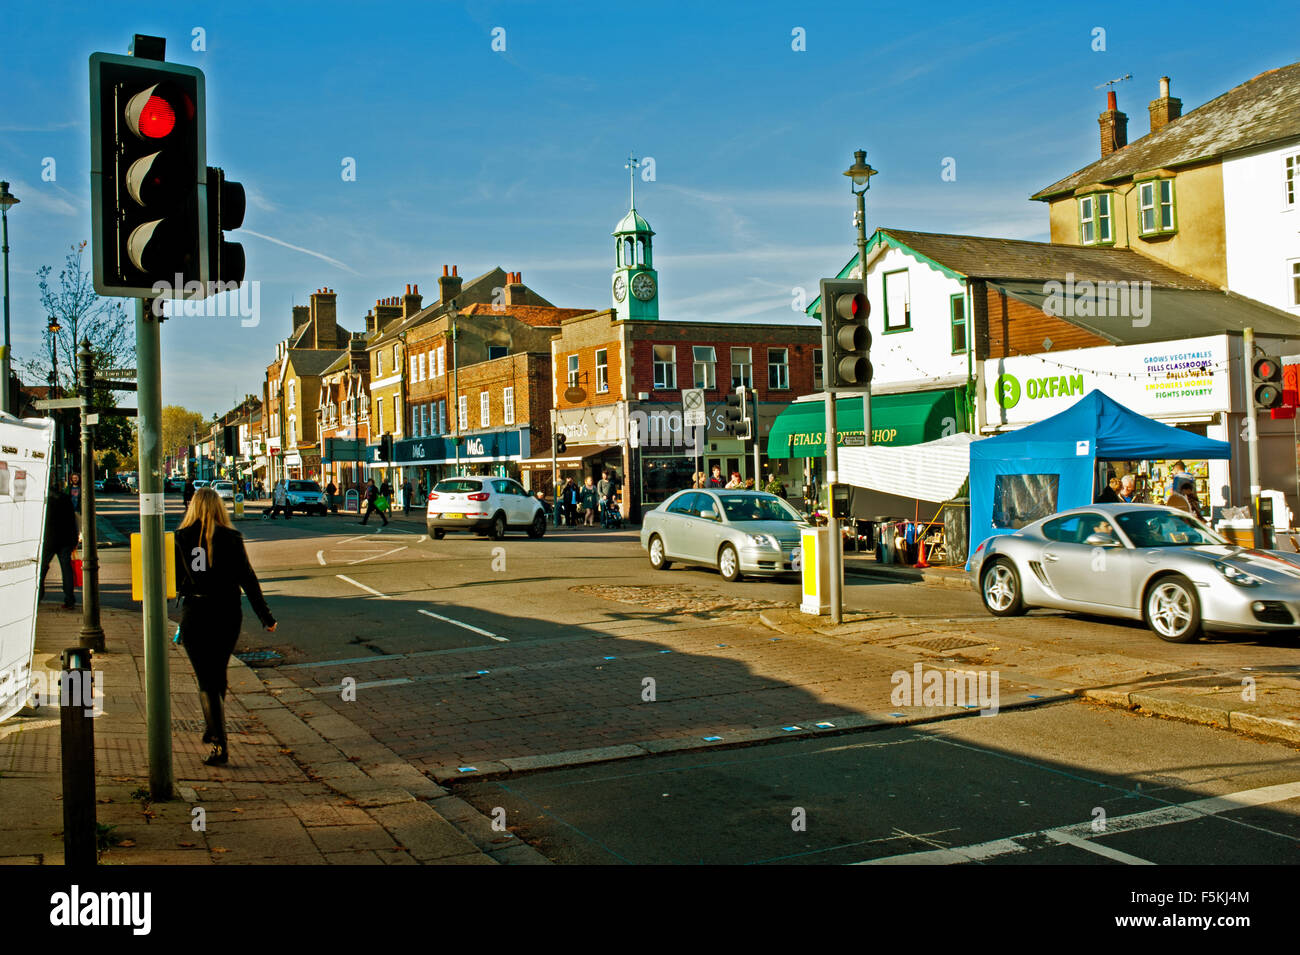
[625, 152, 639, 208]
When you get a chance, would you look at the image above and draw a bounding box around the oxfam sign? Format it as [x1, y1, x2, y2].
[995, 372, 1085, 409]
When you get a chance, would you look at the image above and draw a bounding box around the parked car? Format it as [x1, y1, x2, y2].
[163, 477, 183, 493]
[192, 480, 209, 489]
[93, 480, 105, 491]
[100, 476, 127, 493]
[641, 489, 806, 582]
[970, 502, 1300, 643]
[284, 479, 327, 515]
[426, 476, 545, 540]
[211, 480, 235, 503]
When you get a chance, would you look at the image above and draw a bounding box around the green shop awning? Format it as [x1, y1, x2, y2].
[768, 388, 965, 458]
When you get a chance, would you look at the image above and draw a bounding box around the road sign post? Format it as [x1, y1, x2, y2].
[77, 342, 105, 651]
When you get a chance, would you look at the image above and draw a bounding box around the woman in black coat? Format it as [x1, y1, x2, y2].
[175, 487, 277, 765]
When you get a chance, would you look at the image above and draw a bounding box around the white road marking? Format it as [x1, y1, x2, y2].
[335, 574, 391, 599]
[418, 608, 505, 641]
[855, 781, 1300, 865]
[316, 550, 326, 566]
[0, 717, 61, 742]
[346, 546, 407, 565]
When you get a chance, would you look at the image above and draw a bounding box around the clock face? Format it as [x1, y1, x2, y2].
[613, 275, 627, 302]
[632, 272, 657, 301]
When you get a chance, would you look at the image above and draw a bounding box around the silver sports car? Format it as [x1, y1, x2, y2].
[641, 489, 807, 582]
[969, 503, 1300, 643]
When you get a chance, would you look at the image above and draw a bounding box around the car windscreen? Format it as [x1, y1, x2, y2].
[1115, 510, 1225, 547]
[434, 479, 483, 493]
[288, 481, 319, 492]
[717, 494, 802, 523]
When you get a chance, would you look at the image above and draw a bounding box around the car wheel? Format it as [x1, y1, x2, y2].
[431, 527, 445, 540]
[1145, 575, 1201, 643]
[981, 558, 1026, 616]
[489, 513, 507, 541]
[648, 534, 672, 570]
[527, 513, 546, 539]
[718, 543, 742, 582]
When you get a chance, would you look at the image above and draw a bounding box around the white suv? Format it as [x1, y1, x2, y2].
[426, 476, 546, 540]
[285, 480, 327, 515]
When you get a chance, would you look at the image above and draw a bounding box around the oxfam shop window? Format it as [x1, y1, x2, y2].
[992, 474, 1060, 529]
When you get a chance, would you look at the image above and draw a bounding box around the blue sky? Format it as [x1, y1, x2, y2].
[2, 0, 1292, 415]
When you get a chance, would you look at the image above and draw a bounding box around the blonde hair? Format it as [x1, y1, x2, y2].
[178, 486, 233, 565]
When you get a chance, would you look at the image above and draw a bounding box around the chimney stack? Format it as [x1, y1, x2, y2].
[292, 304, 310, 335]
[402, 282, 423, 319]
[1098, 89, 1128, 158]
[310, 288, 338, 349]
[373, 295, 402, 332]
[438, 264, 463, 306]
[505, 271, 528, 306]
[1148, 76, 1182, 135]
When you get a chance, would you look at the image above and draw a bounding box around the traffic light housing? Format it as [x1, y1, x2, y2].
[555, 432, 567, 455]
[1252, 356, 1284, 411]
[725, 386, 751, 439]
[90, 51, 207, 299]
[379, 433, 394, 462]
[222, 426, 237, 456]
[207, 166, 246, 288]
[819, 278, 872, 392]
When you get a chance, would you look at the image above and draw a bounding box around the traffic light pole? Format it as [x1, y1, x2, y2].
[77, 341, 105, 652]
[824, 381, 843, 625]
[856, 188, 872, 451]
[135, 297, 172, 801]
[1244, 326, 1262, 549]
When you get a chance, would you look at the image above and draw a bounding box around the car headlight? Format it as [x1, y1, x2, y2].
[747, 534, 779, 549]
[1216, 562, 1263, 587]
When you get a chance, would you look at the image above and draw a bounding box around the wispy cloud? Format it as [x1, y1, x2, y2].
[241, 229, 361, 275]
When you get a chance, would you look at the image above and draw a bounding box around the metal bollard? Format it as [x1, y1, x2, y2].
[59, 646, 97, 866]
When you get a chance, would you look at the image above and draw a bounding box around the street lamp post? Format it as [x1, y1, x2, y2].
[0, 181, 20, 415]
[843, 149, 877, 449]
[48, 317, 62, 482]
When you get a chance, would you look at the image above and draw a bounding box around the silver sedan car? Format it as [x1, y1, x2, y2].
[641, 489, 807, 582]
[970, 503, 1300, 643]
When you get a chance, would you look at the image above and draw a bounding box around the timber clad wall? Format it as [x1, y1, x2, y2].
[980, 285, 1108, 360]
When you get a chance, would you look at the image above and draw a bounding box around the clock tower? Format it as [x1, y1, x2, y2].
[612, 153, 659, 321]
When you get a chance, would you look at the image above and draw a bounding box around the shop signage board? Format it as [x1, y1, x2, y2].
[983, 335, 1230, 427]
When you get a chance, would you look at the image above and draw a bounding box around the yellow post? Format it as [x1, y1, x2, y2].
[130, 532, 176, 601]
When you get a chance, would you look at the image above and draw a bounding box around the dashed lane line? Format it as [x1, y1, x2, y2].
[335, 574, 392, 599]
[346, 546, 408, 565]
[418, 608, 506, 641]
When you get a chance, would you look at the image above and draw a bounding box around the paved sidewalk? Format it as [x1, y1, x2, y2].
[0, 603, 544, 865]
[843, 550, 970, 589]
[760, 607, 1300, 748]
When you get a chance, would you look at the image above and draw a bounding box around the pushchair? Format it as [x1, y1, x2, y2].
[601, 499, 623, 529]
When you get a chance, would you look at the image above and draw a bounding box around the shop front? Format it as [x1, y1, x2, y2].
[983, 335, 1234, 511]
[392, 429, 529, 496]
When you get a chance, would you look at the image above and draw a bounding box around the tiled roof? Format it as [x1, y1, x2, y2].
[368, 267, 508, 348]
[1032, 61, 1300, 200]
[285, 348, 347, 378]
[875, 228, 1220, 289]
[458, 303, 593, 327]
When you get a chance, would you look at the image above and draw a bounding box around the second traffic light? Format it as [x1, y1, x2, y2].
[725, 386, 751, 439]
[1252, 356, 1284, 411]
[819, 278, 872, 392]
[207, 166, 246, 287]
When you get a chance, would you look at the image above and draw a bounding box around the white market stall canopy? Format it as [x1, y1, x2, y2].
[838, 432, 976, 504]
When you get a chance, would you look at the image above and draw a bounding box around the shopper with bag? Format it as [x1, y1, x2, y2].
[174, 487, 277, 766]
[359, 478, 389, 527]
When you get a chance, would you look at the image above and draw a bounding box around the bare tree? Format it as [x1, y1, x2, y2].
[18, 241, 135, 456]
[19, 240, 132, 393]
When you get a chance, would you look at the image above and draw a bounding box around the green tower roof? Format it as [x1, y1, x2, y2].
[613, 208, 654, 237]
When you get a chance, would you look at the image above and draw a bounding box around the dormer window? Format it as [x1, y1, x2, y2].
[1137, 178, 1177, 236]
[1078, 193, 1114, 245]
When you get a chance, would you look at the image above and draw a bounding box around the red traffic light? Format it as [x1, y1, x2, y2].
[1253, 357, 1281, 381]
[136, 95, 175, 137]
